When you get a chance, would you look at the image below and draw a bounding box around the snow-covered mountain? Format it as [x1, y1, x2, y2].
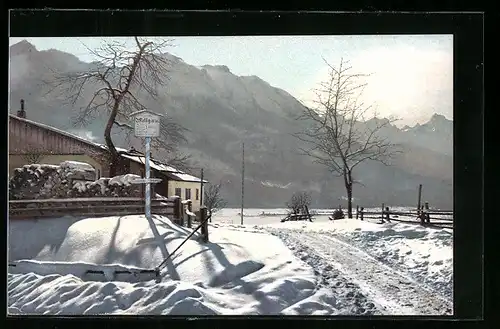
[8, 41, 453, 208]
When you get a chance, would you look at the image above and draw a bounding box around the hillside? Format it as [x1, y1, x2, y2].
[8, 40, 453, 208]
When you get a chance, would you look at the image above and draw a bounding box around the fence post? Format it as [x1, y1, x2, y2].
[424, 202, 430, 224]
[419, 205, 425, 225]
[385, 206, 391, 223]
[172, 196, 182, 226]
[200, 206, 209, 243]
[187, 200, 193, 228]
[356, 205, 359, 219]
[360, 207, 364, 221]
[417, 184, 423, 219]
[381, 203, 385, 222]
[180, 198, 185, 226]
[182, 202, 188, 227]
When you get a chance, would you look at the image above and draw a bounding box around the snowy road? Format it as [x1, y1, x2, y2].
[267, 228, 453, 316]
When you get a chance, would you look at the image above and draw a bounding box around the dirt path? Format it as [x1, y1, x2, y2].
[267, 228, 453, 315]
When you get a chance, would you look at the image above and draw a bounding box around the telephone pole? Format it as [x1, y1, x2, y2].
[200, 168, 204, 207]
[241, 142, 245, 225]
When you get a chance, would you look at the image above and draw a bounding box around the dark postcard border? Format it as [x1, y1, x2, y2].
[7, 9, 484, 325]
[9, 10, 481, 37]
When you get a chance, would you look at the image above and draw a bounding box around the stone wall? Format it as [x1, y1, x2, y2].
[9, 161, 142, 200]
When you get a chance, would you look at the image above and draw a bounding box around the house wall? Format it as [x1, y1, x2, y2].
[129, 160, 170, 199]
[8, 116, 111, 176]
[168, 180, 204, 212]
[9, 154, 103, 177]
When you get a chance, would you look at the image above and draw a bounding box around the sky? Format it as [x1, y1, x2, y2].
[9, 35, 453, 127]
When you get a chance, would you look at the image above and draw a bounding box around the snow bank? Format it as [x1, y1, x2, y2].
[9, 260, 159, 283]
[8, 214, 338, 315]
[8, 272, 218, 315]
[336, 222, 453, 300]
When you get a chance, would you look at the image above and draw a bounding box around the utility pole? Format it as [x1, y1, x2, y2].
[200, 168, 204, 207]
[200, 168, 205, 220]
[241, 142, 245, 225]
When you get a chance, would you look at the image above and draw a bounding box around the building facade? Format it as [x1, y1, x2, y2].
[9, 114, 110, 177]
[8, 102, 207, 210]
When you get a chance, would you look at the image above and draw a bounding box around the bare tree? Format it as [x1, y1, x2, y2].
[20, 143, 47, 164]
[204, 182, 227, 218]
[294, 58, 400, 218]
[45, 37, 190, 176]
[286, 191, 312, 215]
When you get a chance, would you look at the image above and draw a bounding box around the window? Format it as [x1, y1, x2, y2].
[175, 188, 182, 197]
[96, 169, 101, 180]
[185, 188, 191, 200]
[196, 188, 199, 201]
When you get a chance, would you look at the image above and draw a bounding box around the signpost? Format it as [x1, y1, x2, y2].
[131, 178, 163, 184]
[130, 110, 163, 221]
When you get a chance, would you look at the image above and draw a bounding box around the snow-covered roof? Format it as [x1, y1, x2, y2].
[9, 114, 104, 151]
[119, 153, 175, 172]
[118, 151, 208, 183]
[165, 171, 208, 183]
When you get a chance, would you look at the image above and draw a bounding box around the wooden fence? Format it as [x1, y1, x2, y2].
[355, 204, 453, 229]
[9, 197, 176, 219]
[9, 195, 210, 241]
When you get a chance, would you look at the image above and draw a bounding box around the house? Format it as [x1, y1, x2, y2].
[9, 103, 111, 177]
[118, 149, 208, 212]
[8, 100, 208, 211]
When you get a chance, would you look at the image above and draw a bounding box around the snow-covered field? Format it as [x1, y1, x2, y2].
[8, 208, 453, 316]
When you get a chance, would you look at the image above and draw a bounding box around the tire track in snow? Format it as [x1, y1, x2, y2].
[268, 228, 453, 316]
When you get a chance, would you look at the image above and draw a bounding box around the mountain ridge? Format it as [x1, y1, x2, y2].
[9, 40, 453, 208]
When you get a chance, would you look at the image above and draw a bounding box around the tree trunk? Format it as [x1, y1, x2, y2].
[346, 184, 353, 218]
[344, 170, 353, 218]
[105, 50, 142, 177]
[105, 102, 120, 177]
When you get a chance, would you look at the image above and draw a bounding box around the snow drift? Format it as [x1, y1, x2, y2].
[8, 214, 340, 315]
[8, 209, 453, 315]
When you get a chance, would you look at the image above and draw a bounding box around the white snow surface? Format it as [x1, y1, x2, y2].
[59, 161, 95, 172]
[8, 208, 453, 316]
[9, 214, 336, 315]
[108, 174, 142, 186]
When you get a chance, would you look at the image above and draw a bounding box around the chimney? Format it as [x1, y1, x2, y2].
[17, 99, 26, 118]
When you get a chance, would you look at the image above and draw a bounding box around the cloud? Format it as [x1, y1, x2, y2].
[296, 44, 453, 126]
